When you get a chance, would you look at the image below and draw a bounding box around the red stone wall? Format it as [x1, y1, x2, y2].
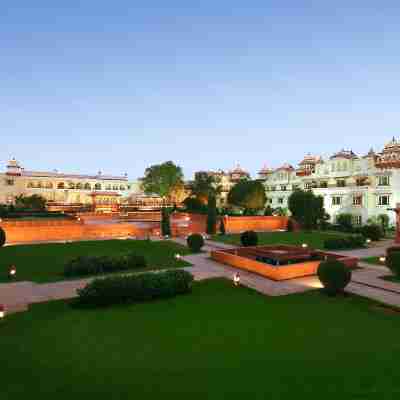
[222, 216, 288, 233]
[0, 220, 154, 244]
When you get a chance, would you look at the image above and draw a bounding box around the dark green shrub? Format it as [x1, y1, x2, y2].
[73, 269, 194, 308]
[187, 233, 204, 252]
[386, 246, 400, 256]
[264, 205, 273, 216]
[336, 214, 353, 232]
[324, 235, 365, 250]
[206, 195, 217, 235]
[386, 251, 400, 277]
[241, 230, 258, 247]
[0, 227, 5, 247]
[287, 219, 294, 232]
[64, 253, 147, 277]
[219, 218, 226, 235]
[317, 260, 352, 295]
[161, 208, 171, 236]
[359, 224, 383, 241]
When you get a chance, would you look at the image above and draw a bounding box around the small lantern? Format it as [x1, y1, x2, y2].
[366, 238, 372, 245]
[233, 273, 240, 286]
[302, 243, 308, 249]
[175, 253, 181, 260]
[0, 304, 5, 320]
[8, 266, 16, 279]
[164, 235, 169, 239]
[185, 216, 190, 222]
[379, 256, 386, 264]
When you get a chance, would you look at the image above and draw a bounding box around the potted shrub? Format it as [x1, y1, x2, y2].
[187, 233, 204, 253]
[240, 230, 258, 247]
[0, 227, 5, 247]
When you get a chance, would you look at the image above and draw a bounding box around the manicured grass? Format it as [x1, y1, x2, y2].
[382, 275, 400, 283]
[0, 240, 191, 283]
[3, 278, 400, 399]
[212, 231, 356, 250]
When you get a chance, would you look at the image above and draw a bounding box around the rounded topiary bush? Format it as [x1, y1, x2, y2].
[0, 227, 5, 247]
[386, 251, 400, 278]
[360, 224, 383, 241]
[187, 233, 204, 252]
[240, 230, 258, 247]
[317, 260, 352, 296]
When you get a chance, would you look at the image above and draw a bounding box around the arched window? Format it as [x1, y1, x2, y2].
[120, 185, 125, 191]
[84, 183, 91, 190]
[68, 182, 75, 189]
[57, 182, 65, 189]
[106, 185, 112, 190]
[113, 185, 119, 190]
[37, 181, 43, 188]
[76, 183, 82, 190]
[27, 182, 34, 188]
[94, 183, 102, 190]
[45, 181, 53, 189]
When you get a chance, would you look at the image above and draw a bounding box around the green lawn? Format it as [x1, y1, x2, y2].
[361, 256, 384, 265]
[0, 240, 191, 283]
[2, 278, 400, 399]
[212, 231, 355, 249]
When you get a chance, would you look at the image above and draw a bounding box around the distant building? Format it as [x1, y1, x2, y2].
[0, 159, 140, 213]
[260, 138, 400, 226]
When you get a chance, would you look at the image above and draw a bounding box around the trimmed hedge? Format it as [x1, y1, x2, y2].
[0, 227, 5, 247]
[358, 224, 383, 241]
[317, 260, 352, 295]
[64, 253, 147, 277]
[187, 233, 204, 252]
[386, 250, 400, 277]
[241, 230, 258, 247]
[73, 269, 194, 308]
[324, 234, 365, 250]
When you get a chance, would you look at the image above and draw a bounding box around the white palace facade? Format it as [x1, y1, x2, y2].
[259, 138, 400, 227]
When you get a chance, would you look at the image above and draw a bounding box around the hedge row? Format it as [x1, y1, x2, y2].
[386, 246, 400, 277]
[73, 269, 194, 308]
[64, 253, 147, 277]
[324, 234, 365, 250]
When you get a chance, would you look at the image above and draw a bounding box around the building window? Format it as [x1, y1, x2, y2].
[378, 195, 390, 206]
[278, 198, 284, 204]
[106, 185, 112, 190]
[304, 183, 312, 190]
[94, 183, 102, 190]
[336, 179, 346, 187]
[319, 181, 328, 188]
[292, 184, 299, 190]
[270, 186, 276, 191]
[76, 183, 82, 190]
[353, 196, 362, 206]
[281, 185, 287, 191]
[5, 179, 14, 186]
[45, 182, 53, 189]
[332, 196, 341, 206]
[84, 183, 91, 190]
[27, 182, 34, 188]
[378, 176, 390, 186]
[113, 185, 119, 190]
[120, 185, 125, 191]
[352, 215, 362, 226]
[57, 182, 65, 189]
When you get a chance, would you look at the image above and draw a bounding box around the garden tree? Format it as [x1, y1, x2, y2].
[264, 205, 273, 216]
[14, 194, 46, 211]
[182, 197, 207, 213]
[0, 226, 6, 247]
[227, 180, 266, 212]
[219, 218, 226, 235]
[273, 207, 288, 217]
[377, 214, 389, 235]
[169, 182, 189, 205]
[191, 172, 221, 204]
[206, 194, 217, 235]
[161, 208, 171, 236]
[141, 161, 184, 200]
[288, 189, 325, 230]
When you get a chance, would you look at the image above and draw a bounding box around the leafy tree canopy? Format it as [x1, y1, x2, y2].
[15, 194, 47, 211]
[141, 161, 184, 199]
[288, 189, 325, 230]
[190, 172, 221, 204]
[227, 180, 266, 211]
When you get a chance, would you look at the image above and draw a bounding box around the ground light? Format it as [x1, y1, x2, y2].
[8, 266, 16, 279]
[379, 256, 386, 264]
[302, 243, 308, 248]
[0, 305, 5, 320]
[175, 254, 181, 260]
[233, 273, 240, 286]
[366, 238, 372, 245]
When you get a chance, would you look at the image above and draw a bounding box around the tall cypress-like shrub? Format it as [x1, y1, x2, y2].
[206, 194, 217, 235]
[161, 208, 171, 236]
[0, 227, 5, 247]
[219, 218, 226, 235]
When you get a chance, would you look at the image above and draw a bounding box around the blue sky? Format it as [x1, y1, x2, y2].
[1, 1, 399, 179]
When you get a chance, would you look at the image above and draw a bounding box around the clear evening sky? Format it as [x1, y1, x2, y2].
[1, 1, 399, 180]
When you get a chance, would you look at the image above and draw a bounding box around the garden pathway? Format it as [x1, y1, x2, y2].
[2, 238, 400, 315]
